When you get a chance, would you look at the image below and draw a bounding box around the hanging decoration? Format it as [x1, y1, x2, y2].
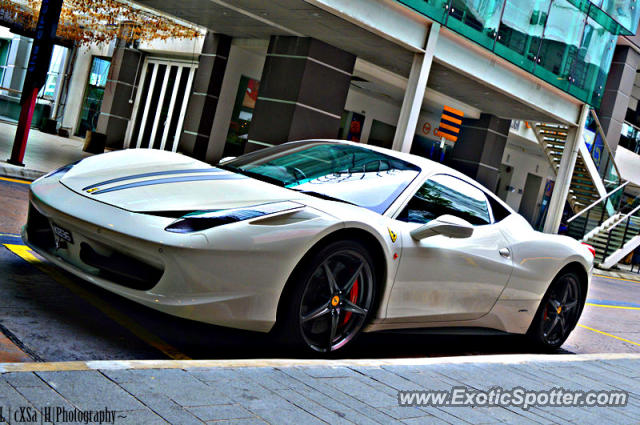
[0, 0, 201, 45]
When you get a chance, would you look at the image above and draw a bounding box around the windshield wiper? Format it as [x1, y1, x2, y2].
[291, 189, 355, 205]
[218, 164, 285, 187]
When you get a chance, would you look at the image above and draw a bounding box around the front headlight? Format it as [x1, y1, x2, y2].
[164, 201, 302, 233]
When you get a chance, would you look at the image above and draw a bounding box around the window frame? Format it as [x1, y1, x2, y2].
[394, 173, 507, 226]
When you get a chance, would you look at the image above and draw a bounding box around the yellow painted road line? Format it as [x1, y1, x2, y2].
[3, 244, 191, 360]
[586, 303, 640, 311]
[593, 273, 640, 284]
[0, 176, 31, 185]
[578, 324, 640, 347]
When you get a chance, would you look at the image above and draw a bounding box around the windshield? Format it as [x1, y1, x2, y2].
[223, 141, 421, 214]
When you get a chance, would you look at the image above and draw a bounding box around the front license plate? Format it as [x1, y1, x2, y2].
[52, 223, 73, 244]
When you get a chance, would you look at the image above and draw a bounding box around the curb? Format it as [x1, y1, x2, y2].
[594, 268, 640, 283]
[0, 161, 44, 181]
[1, 353, 640, 373]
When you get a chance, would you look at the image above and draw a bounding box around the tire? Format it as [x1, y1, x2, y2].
[274, 239, 377, 354]
[527, 270, 584, 351]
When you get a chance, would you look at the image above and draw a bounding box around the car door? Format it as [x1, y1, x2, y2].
[386, 174, 514, 322]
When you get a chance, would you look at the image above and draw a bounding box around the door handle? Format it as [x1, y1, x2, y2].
[499, 247, 511, 258]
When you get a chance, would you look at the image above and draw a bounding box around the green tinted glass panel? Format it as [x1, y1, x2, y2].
[495, 0, 550, 72]
[395, 0, 451, 23]
[446, 1, 505, 49]
[532, 0, 586, 92]
[568, 12, 616, 107]
[600, 0, 640, 33]
[394, 0, 635, 106]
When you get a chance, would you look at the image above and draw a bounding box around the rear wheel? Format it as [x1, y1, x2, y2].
[276, 240, 377, 353]
[527, 271, 583, 350]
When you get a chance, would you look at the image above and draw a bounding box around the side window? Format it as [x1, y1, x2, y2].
[486, 193, 511, 222]
[397, 174, 491, 225]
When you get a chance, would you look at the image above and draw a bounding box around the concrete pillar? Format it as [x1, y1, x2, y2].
[245, 36, 355, 152]
[179, 32, 231, 160]
[392, 23, 440, 153]
[598, 46, 640, 152]
[95, 39, 143, 149]
[543, 105, 590, 234]
[448, 113, 511, 192]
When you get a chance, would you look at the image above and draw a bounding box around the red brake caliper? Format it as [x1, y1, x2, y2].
[341, 278, 359, 325]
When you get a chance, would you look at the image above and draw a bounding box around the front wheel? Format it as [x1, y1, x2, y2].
[276, 240, 377, 353]
[527, 271, 583, 351]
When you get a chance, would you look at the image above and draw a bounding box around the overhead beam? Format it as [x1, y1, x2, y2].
[304, 0, 429, 52]
[353, 58, 482, 119]
[434, 31, 582, 126]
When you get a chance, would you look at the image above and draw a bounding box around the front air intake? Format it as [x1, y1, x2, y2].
[79, 242, 163, 290]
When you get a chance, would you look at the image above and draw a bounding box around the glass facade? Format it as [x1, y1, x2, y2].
[76, 57, 111, 138]
[620, 121, 640, 153]
[600, 0, 640, 34]
[396, 0, 639, 107]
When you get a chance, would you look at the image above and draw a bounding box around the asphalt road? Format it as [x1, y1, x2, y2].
[0, 176, 638, 362]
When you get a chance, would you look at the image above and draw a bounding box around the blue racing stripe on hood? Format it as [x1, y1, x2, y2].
[89, 173, 247, 195]
[82, 168, 223, 191]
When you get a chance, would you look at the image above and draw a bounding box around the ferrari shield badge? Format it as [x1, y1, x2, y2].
[388, 227, 397, 243]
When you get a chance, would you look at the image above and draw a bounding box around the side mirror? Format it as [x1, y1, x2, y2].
[410, 214, 474, 240]
[219, 156, 236, 164]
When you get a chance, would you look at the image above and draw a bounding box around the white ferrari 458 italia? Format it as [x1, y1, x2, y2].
[24, 140, 593, 353]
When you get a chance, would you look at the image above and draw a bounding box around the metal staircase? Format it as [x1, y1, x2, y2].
[533, 124, 601, 213]
[582, 212, 640, 265]
[566, 182, 640, 268]
[532, 109, 640, 269]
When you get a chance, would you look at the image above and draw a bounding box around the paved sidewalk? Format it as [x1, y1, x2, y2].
[0, 121, 90, 180]
[0, 354, 639, 424]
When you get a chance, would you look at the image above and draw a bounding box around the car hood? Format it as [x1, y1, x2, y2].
[60, 149, 306, 213]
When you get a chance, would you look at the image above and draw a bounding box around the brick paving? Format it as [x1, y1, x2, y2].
[0, 355, 639, 424]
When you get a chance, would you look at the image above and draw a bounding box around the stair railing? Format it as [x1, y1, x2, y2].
[567, 181, 628, 224]
[606, 203, 640, 234]
[602, 205, 640, 262]
[566, 181, 628, 240]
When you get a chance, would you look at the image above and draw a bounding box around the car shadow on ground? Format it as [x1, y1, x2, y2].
[0, 249, 572, 361]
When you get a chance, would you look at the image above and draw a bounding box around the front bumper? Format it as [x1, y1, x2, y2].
[24, 180, 336, 333]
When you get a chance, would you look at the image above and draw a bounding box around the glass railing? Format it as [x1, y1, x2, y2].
[396, 0, 637, 107]
[600, 0, 640, 34]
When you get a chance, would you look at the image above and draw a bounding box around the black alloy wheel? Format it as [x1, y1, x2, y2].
[528, 271, 583, 350]
[278, 240, 376, 353]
